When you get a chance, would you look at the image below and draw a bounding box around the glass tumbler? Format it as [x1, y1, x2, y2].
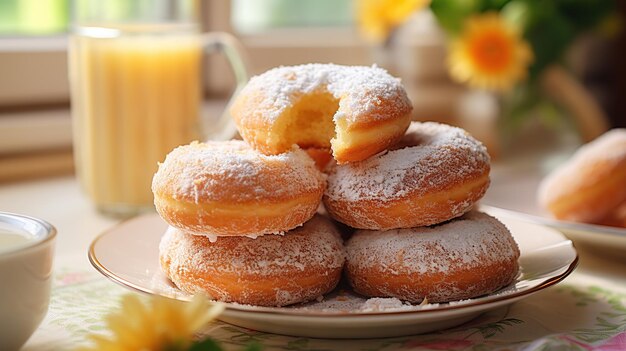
[70, 0, 248, 217]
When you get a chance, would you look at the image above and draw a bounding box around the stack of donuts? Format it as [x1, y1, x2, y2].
[153, 63, 520, 307]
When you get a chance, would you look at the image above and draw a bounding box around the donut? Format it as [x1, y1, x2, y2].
[152, 140, 325, 236]
[323, 122, 491, 230]
[538, 129, 626, 223]
[345, 211, 520, 303]
[159, 215, 346, 306]
[595, 201, 626, 228]
[305, 148, 333, 171]
[230, 63, 413, 164]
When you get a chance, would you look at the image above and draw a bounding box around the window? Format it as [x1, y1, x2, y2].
[231, 0, 352, 33]
[0, 1, 70, 180]
[0, 0, 69, 107]
[0, 0, 69, 35]
[204, 0, 370, 95]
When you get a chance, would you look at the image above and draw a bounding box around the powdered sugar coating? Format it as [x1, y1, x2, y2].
[538, 128, 626, 207]
[153, 140, 325, 203]
[348, 212, 518, 274]
[346, 211, 520, 303]
[234, 63, 412, 124]
[152, 140, 326, 236]
[326, 122, 489, 202]
[294, 291, 442, 313]
[159, 215, 346, 306]
[323, 122, 490, 229]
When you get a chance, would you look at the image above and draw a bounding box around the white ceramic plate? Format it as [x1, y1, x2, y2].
[89, 213, 577, 339]
[483, 162, 626, 253]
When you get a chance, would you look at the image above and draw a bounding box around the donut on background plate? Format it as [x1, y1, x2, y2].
[538, 129, 626, 224]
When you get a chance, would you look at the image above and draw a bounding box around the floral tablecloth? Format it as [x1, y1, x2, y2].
[23, 249, 626, 351]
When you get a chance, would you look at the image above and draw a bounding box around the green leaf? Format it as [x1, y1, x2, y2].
[556, 0, 615, 32]
[430, 0, 518, 34]
[521, 1, 575, 79]
[187, 338, 224, 351]
[501, 0, 531, 28]
[430, 0, 481, 34]
[477, 0, 510, 12]
[520, 0, 614, 78]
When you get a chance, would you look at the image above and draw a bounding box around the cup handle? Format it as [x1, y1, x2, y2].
[201, 32, 250, 141]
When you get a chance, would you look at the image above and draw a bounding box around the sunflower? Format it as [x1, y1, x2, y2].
[79, 294, 224, 351]
[448, 12, 533, 92]
[357, 0, 430, 43]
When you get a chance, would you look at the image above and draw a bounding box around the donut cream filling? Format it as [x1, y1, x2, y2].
[331, 116, 411, 153]
[269, 90, 411, 162]
[272, 91, 339, 151]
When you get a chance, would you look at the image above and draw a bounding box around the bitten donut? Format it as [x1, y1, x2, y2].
[345, 211, 520, 303]
[230, 63, 413, 164]
[306, 148, 334, 171]
[152, 140, 325, 236]
[324, 122, 491, 230]
[159, 215, 346, 307]
[538, 129, 626, 223]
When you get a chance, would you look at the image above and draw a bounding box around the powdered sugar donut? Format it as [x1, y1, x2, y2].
[152, 140, 325, 236]
[538, 129, 626, 223]
[345, 211, 520, 303]
[324, 122, 491, 230]
[230, 63, 413, 164]
[159, 215, 346, 307]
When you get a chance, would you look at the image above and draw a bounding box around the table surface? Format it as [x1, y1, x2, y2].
[2, 175, 626, 351]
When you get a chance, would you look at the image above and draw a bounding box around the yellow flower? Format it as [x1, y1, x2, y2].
[357, 0, 430, 43]
[79, 294, 224, 351]
[448, 12, 533, 91]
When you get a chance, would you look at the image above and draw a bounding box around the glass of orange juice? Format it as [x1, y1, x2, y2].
[70, 0, 247, 217]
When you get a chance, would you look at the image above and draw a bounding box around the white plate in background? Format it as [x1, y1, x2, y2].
[483, 161, 626, 252]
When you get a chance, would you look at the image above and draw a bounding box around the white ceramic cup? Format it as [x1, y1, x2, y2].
[0, 212, 56, 350]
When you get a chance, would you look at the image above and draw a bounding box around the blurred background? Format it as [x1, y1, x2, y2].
[0, 0, 625, 182]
